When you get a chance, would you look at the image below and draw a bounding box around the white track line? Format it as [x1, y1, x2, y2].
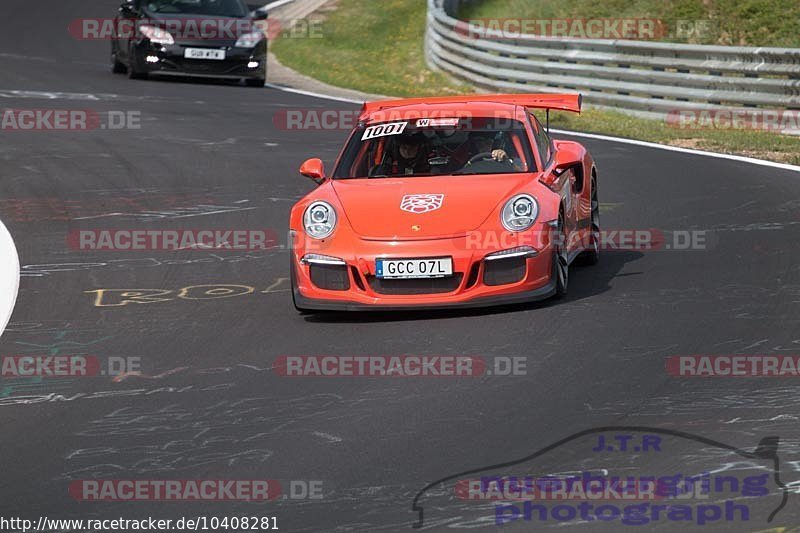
[549, 128, 800, 173]
[266, 84, 364, 104]
[262, 85, 800, 173]
[264, 83, 371, 104]
[0, 219, 20, 338]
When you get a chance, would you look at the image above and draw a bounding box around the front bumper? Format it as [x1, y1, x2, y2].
[291, 232, 558, 311]
[131, 40, 266, 79]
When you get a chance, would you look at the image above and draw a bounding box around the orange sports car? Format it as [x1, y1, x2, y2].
[289, 93, 599, 311]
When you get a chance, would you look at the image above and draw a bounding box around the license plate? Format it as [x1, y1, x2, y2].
[376, 257, 453, 279]
[184, 48, 226, 60]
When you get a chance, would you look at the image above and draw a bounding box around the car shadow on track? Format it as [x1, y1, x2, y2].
[126, 76, 261, 88]
[299, 250, 644, 323]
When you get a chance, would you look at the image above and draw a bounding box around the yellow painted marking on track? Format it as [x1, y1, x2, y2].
[87, 280, 289, 306]
[262, 278, 289, 294]
[600, 202, 623, 214]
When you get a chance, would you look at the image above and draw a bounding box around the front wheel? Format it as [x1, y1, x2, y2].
[111, 44, 127, 74]
[127, 47, 147, 80]
[578, 177, 600, 266]
[553, 215, 569, 298]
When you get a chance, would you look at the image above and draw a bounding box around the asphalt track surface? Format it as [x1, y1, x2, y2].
[2, 1, 800, 532]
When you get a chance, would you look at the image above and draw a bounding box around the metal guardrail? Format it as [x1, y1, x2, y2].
[425, 0, 800, 119]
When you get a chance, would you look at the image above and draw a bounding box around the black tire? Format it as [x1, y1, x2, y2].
[111, 44, 127, 74]
[578, 178, 600, 266]
[553, 214, 569, 298]
[245, 77, 265, 87]
[127, 47, 147, 80]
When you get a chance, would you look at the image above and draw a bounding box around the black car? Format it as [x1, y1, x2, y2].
[111, 0, 268, 86]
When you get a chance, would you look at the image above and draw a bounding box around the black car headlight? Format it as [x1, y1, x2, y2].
[138, 25, 174, 45]
[235, 31, 265, 48]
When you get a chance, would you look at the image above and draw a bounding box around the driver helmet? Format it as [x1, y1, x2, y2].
[397, 132, 427, 160]
[470, 131, 497, 151]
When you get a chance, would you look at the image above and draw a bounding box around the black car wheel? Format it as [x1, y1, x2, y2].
[577, 177, 600, 266]
[111, 44, 127, 74]
[553, 213, 569, 298]
[127, 46, 147, 80]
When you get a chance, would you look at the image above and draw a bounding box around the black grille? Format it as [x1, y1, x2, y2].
[351, 266, 366, 291]
[483, 256, 526, 286]
[465, 262, 481, 289]
[169, 58, 239, 74]
[367, 274, 463, 295]
[310, 264, 350, 291]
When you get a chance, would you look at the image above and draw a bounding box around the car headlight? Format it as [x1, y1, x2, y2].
[235, 30, 265, 48]
[501, 194, 538, 232]
[138, 25, 174, 45]
[303, 201, 337, 239]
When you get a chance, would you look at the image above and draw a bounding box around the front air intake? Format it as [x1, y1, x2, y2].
[310, 264, 350, 291]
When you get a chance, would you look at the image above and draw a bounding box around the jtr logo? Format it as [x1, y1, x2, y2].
[86, 280, 287, 307]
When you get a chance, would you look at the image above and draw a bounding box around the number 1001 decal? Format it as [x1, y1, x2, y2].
[361, 121, 408, 141]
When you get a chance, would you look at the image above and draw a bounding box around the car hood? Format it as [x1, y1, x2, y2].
[331, 174, 532, 240]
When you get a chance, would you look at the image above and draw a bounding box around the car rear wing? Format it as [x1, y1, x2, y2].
[360, 93, 582, 117]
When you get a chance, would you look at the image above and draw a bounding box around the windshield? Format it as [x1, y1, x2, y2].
[332, 117, 536, 179]
[144, 0, 249, 17]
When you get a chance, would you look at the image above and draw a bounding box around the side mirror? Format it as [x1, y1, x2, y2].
[119, 0, 136, 14]
[252, 8, 269, 20]
[300, 158, 326, 185]
[552, 141, 582, 176]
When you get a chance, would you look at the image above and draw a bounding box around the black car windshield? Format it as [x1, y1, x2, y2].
[332, 117, 536, 179]
[144, 0, 249, 17]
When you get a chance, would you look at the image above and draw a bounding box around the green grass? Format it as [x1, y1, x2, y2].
[272, 0, 800, 165]
[459, 0, 800, 47]
[272, 0, 470, 97]
[543, 108, 800, 165]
